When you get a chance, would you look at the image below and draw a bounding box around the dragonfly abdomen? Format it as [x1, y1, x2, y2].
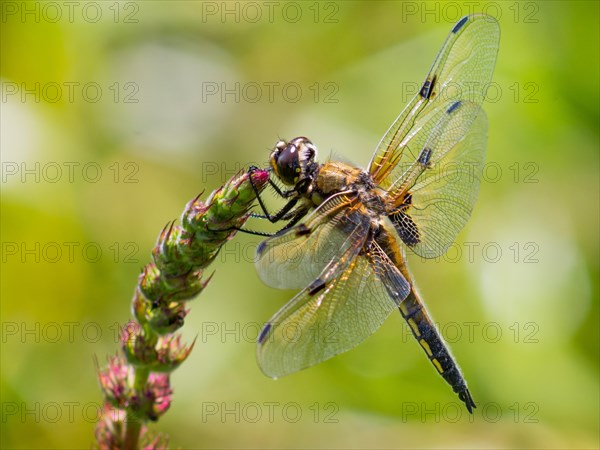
[399, 288, 477, 413]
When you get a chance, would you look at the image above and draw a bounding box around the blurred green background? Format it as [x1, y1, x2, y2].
[1, 1, 598, 448]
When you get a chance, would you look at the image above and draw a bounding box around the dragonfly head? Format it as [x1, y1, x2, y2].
[269, 137, 318, 187]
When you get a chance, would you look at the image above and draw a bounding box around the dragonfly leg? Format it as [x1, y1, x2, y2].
[250, 197, 299, 223]
[248, 166, 298, 223]
[233, 205, 309, 237]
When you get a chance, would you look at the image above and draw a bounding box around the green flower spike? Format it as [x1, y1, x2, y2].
[94, 168, 269, 449]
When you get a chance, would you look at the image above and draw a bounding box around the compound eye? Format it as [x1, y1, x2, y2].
[276, 144, 301, 185]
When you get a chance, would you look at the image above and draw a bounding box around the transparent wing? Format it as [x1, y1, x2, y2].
[257, 238, 410, 378]
[255, 192, 368, 290]
[388, 103, 488, 258]
[368, 14, 499, 188]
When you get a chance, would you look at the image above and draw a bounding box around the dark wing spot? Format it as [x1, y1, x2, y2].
[452, 16, 469, 33]
[419, 75, 437, 99]
[295, 224, 311, 237]
[390, 211, 420, 246]
[307, 278, 326, 296]
[258, 322, 272, 344]
[418, 147, 432, 165]
[447, 101, 462, 114]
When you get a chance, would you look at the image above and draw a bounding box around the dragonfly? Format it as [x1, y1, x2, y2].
[247, 14, 499, 413]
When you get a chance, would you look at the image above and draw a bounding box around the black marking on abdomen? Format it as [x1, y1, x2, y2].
[402, 301, 423, 320]
[258, 323, 272, 344]
[452, 16, 469, 33]
[307, 278, 326, 296]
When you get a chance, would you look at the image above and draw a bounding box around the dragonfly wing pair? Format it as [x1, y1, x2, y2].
[256, 194, 410, 378]
[373, 15, 499, 258]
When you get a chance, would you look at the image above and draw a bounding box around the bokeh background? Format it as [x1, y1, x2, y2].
[1, 1, 598, 448]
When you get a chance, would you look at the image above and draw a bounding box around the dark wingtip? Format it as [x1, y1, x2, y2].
[256, 240, 267, 258]
[257, 322, 272, 344]
[452, 16, 469, 33]
[459, 388, 477, 414]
